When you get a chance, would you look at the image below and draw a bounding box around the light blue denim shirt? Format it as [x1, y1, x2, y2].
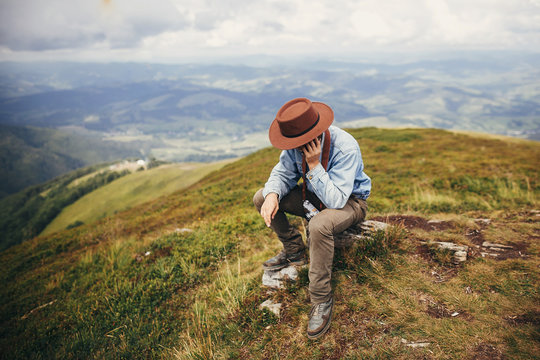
[263, 125, 371, 209]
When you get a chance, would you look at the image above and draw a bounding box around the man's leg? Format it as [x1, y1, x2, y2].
[307, 197, 367, 304]
[253, 186, 306, 255]
[306, 197, 367, 339]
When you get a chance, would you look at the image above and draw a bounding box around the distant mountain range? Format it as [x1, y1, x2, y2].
[0, 53, 539, 196]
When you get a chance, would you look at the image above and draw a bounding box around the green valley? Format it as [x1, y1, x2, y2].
[0, 124, 146, 198]
[0, 159, 232, 251]
[41, 160, 234, 236]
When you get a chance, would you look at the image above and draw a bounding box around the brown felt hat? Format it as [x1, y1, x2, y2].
[269, 98, 334, 150]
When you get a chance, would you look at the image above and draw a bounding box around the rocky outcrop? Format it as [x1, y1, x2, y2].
[334, 220, 389, 248]
[421, 241, 469, 264]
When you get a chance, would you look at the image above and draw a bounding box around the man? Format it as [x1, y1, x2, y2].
[253, 97, 371, 339]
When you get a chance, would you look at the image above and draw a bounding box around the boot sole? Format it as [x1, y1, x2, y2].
[262, 258, 307, 270]
[307, 307, 333, 340]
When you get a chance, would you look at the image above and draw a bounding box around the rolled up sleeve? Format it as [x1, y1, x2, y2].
[306, 148, 359, 209]
[263, 150, 301, 200]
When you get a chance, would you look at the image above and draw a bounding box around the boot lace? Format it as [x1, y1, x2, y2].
[310, 303, 324, 317]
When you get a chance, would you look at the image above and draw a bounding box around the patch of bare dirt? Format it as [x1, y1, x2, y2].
[469, 343, 505, 360]
[427, 267, 458, 283]
[465, 220, 529, 260]
[509, 241, 530, 253]
[148, 247, 172, 262]
[426, 302, 453, 318]
[370, 215, 456, 232]
[416, 244, 432, 261]
[507, 209, 540, 222]
[419, 294, 473, 321]
[476, 241, 529, 261]
[504, 311, 540, 326]
[465, 228, 485, 246]
[134, 247, 172, 263]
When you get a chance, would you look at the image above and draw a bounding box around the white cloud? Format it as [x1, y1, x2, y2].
[0, 0, 539, 61]
[0, 0, 185, 50]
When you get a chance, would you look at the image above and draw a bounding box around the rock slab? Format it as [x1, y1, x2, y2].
[401, 338, 431, 348]
[262, 265, 299, 289]
[334, 220, 389, 248]
[422, 241, 468, 264]
[482, 241, 513, 250]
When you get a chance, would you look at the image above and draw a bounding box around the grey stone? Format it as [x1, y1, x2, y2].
[422, 241, 469, 264]
[401, 338, 431, 348]
[262, 265, 299, 289]
[259, 299, 282, 317]
[474, 218, 492, 225]
[453, 250, 468, 263]
[481, 252, 499, 258]
[427, 219, 445, 224]
[361, 220, 390, 233]
[334, 220, 389, 248]
[482, 241, 513, 249]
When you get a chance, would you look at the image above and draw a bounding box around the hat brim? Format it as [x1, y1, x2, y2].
[268, 102, 334, 150]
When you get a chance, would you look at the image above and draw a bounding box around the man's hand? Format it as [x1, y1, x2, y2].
[260, 192, 279, 227]
[302, 137, 321, 170]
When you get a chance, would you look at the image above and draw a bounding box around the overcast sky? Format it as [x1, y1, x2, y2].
[1, 0, 539, 63]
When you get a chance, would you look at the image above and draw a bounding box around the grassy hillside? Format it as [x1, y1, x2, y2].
[0, 124, 146, 198]
[42, 161, 233, 236]
[0, 162, 129, 250]
[0, 159, 232, 251]
[0, 128, 538, 359]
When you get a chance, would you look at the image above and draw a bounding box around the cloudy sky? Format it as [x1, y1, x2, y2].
[1, 0, 539, 63]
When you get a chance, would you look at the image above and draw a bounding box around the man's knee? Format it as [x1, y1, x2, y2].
[308, 214, 333, 240]
[253, 188, 265, 211]
[356, 199, 368, 223]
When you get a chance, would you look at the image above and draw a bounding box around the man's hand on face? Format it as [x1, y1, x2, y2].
[301, 137, 321, 170]
[260, 192, 279, 227]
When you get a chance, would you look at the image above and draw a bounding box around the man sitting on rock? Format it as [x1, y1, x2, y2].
[253, 97, 371, 339]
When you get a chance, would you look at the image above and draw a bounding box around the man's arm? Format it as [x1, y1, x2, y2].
[260, 192, 279, 227]
[305, 144, 361, 209]
[260, 149, 301, 226]
[262, 150, 301, 200]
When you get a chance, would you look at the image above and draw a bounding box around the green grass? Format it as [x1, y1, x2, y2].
[41, 161, 233, 236]
[0, 164, 129, 250]
[0, 128, 538, 359]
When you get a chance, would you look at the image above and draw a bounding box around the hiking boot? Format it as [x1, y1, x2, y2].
[262, 249, 306, 270]
[307, 298, 333, 339]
